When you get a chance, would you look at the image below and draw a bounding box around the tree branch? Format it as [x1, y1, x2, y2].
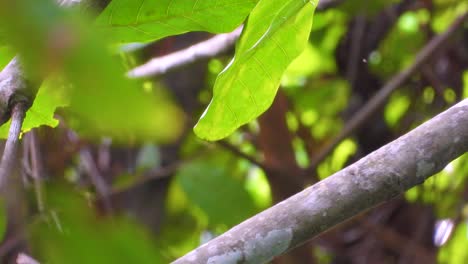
[173, 99, 468, 264]
[303, 12, 468, 176]
[127, 26, 243, 78]
[0, 103, 26, 190]
[0, 58, 36, 126]
[217, 140, 269, 172]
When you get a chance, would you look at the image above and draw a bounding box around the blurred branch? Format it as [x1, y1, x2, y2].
[127, 26, 243, 78]
[317, 0, 345, 11]
[303, 12, 468, 176]
[173, 99, 468, 264]
[0, 103, 26, 191]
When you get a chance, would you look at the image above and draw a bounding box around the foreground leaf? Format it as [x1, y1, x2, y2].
[0, 0, 184, 142]
[95, 0, 257, 43]
[194, 0, 316, 140]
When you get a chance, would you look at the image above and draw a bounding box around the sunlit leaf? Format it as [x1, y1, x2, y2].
[194, 0, 316, 140]
[95, 0, 257, 43]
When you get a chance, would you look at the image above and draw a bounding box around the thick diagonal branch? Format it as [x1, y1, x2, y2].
[173, 99, 468, 264]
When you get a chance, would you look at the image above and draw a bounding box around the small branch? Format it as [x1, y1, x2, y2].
[316, 0, 345, 11]
[0, 58, 36, 126]
[24, 130, 46, 213]
[303, 12, 468, 176]
[127, 26, 243, 78]
[0, 103, 26, 191]
[217, 140, 269, 172]
[67, 131, 113, 212]
[173, 99, 468, 264]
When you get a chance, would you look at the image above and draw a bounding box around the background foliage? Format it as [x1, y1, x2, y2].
[0, 0, 467, 263]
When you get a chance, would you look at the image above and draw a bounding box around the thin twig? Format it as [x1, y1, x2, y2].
[27, 130, 46, 213]
[67, 131, 113, 213]
[217, 140, 269, 172]
[127, 26, 243, 78]
[0, 103, 26, 190]
[346, 15, 366, 87]
[303, 12, 468, 176]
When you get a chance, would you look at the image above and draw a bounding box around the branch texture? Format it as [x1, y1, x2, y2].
[173, 99, 468, 264]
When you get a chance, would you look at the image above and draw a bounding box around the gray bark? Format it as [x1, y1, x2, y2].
[173, 99, 468, 264]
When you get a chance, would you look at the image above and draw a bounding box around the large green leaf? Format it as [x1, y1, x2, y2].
[194, 0, 316, 140]
[95, 0, 257, 43]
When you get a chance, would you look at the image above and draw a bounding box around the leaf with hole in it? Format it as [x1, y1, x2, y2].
[194, 0, 317, 141]
[95, 0, 257, 43]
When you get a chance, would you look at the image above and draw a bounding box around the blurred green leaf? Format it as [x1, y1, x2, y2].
[0, 45, 14, 69]
[406, 154, 468, 218]
[194, 0, 316, 140]
[384, 91, 410, 127]
[244, 167, 272, 208]
[432, 1, 468, 33]
[176, 152, 257, 226]
[95, 0, 257, 43]
[0, 0, 185, 143]
[30, 185, 166, 264]
[154, 182, 203, 260]
[438, 222, 468, 263]
[371, 10, 426, 78]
